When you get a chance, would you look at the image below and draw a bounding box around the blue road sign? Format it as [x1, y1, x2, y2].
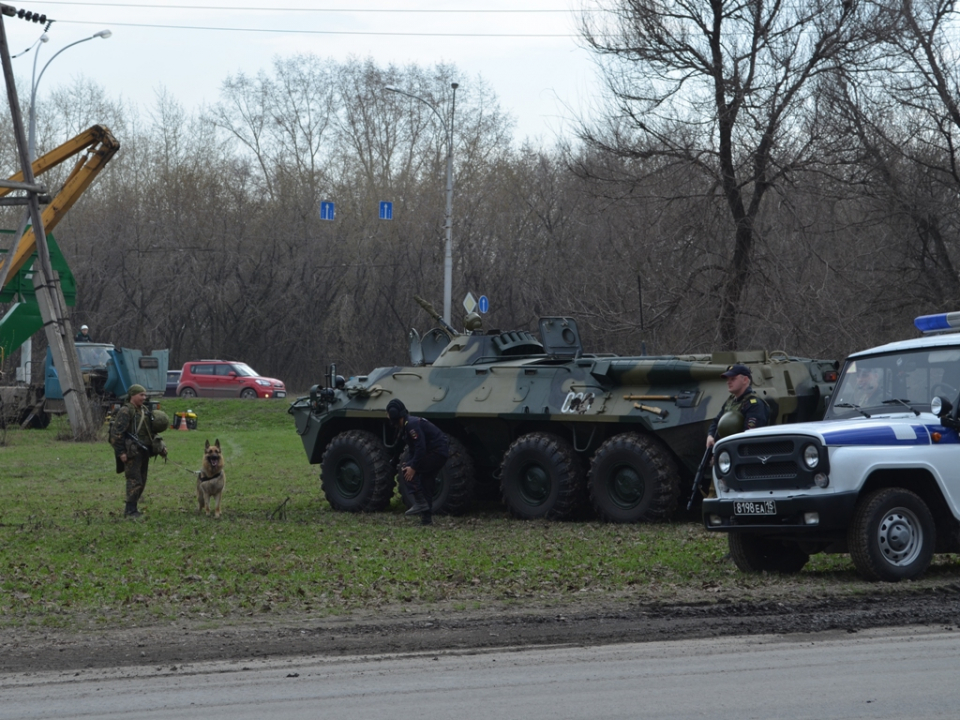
[379, 201, 393, 220]
[320, 201, 335, 221]
[478, 295, 489, 314]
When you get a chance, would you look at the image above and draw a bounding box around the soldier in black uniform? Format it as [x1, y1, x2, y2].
[387, 398, 449, 526]
[706, 363, 770, 450]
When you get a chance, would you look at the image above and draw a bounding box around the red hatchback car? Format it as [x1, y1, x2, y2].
[176, 360, 286, 399]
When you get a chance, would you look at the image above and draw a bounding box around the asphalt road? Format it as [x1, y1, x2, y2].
[3, 626, 959, 719]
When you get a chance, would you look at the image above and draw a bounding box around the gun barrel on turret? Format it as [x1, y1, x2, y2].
[414, 295, 459, 337]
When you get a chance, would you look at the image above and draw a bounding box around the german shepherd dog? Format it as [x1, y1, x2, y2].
[197, 439, 226, 518]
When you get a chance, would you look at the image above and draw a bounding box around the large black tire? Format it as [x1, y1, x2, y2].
[728, 533, 810, 574]
[320, 430, 395, 512]
[848, 488, 935, 582]
[588, 432, 680, 523]
[500, 432, 586, 520]
[398, 435, 477, 516]
[17, 407, 51, 429]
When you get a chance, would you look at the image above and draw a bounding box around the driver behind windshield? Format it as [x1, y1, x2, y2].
[853, 367, 884, 407]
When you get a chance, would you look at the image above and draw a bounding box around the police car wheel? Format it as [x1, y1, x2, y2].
[848, 488, 935, 582]
[320, 430, 395, 512]
[728, 533, 809, 574]
[587, 432, 680, 523]
[397, 435, 476, 516]
[500, 432, 586, 520]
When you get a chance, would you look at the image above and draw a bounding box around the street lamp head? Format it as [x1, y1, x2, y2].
[94, 29, 112, 39]
[451, 83, 459, 90]
[384, 86, 398, 93]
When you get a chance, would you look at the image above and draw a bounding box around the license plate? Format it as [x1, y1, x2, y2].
[734, 500, 776, 516]
[275, 392, 286, 398]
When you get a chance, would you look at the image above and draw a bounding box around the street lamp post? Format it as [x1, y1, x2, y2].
[385, 82, 459, 326]
[28, 29, 111, 160]
[16, 29, 111, 385]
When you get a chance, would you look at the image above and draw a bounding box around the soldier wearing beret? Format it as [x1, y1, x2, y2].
[706, 364, 771, 451]
[109, 384, 164, 518]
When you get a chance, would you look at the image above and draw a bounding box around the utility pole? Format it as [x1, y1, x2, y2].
[0, 4, 95, 438]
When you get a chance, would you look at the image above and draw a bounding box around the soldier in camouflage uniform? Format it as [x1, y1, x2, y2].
[110, 383, 163, 518]
[706, 363, 770, 450]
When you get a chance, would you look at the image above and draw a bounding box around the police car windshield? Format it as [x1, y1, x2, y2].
[825, 346, 960, 419]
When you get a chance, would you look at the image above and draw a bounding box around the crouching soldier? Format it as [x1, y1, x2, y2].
[387, 398, 449, 526]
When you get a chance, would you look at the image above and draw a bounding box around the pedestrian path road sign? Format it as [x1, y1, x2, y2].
[379, 201, 393, 220]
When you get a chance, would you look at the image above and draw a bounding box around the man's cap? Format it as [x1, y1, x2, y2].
[81, 325, 88, 330]
[127, 384, 147, 396]
[386, 398, 408, 423]
[720, 363, 752, 379]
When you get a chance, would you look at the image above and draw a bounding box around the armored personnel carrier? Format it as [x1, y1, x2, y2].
[290, 308, 838, 522]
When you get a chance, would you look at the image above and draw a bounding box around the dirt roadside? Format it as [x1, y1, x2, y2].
[3, 582, 960, 675]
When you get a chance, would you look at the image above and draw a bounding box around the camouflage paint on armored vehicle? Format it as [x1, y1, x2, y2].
[290, 314, 838, 522]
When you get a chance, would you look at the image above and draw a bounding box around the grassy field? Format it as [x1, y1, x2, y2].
[1, 398, 957, 630]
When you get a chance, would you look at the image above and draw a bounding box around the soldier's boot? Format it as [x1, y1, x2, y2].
[405, 492, 430, 516]
[420, 497, 434, 526]
[124, 501, 142, 519]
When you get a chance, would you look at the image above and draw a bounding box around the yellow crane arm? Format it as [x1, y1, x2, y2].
[0, 124, 119, 290]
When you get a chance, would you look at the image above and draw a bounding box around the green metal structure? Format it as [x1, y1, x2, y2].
[0, 230, 75, 364]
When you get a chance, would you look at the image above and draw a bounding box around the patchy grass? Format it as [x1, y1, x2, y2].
[1, 400, 958, 629]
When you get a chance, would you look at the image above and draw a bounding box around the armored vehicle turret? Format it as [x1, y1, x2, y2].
[290, 310, 838, 522]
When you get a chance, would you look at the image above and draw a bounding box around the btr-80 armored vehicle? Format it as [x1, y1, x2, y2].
[290, 307, 838, 522]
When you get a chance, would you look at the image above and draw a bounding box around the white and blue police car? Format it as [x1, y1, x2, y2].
[703, 312, 960, 581]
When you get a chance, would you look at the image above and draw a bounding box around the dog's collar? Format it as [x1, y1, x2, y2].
[198, 470, 223, 482]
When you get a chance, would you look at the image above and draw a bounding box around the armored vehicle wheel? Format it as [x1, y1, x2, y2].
[398, 435, 477, 516]
[848, 488, 935, 582]
[320, 430, 395, 512]
[728, 533, 809, 574]
[588, 432, 680, 523]
[500, 432, 586, 520]
[179, 387, 197, 398]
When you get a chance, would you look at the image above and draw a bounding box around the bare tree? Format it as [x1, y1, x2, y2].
[578, 0, 873, 348]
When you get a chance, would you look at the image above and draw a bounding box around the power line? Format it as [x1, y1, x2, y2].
[30, 2, 584, 11]
[55, 19, 577, 37]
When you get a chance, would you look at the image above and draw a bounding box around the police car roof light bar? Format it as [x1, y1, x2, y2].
[914, 312, 960, 334]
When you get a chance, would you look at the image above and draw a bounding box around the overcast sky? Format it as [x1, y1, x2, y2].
[2, 1, 603, 143]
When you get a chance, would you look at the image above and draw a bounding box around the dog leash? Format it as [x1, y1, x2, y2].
[158, 456, 202, 477]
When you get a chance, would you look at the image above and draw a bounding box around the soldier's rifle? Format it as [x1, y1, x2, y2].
[125, 431, 151, 454]
[686, 446, 714, 512]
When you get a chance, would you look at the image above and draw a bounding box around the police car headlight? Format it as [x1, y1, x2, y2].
[932, 396, 952, 417]
[803, 444, 820, 469]
[717, 451, 731, 474]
